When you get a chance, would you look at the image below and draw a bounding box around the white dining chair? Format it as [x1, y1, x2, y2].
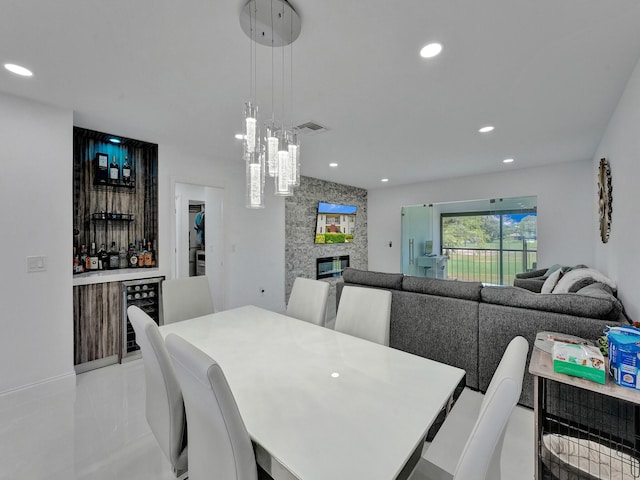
[334, 285, 392, 345]
[165, 333, 258, 480]
[162, 275, 214, 324]
[127, 306, 188, 478]
[286, 277, 330, 326]
[416, 336, 529, 480]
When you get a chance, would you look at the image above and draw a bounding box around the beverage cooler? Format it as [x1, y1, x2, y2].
[122, 276, 164, 360]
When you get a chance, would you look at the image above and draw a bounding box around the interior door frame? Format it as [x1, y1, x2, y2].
[171, 179, 226, 312]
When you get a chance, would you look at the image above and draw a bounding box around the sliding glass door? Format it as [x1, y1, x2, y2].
[441, 206, 537, 285]
[401, 205, 433, 277]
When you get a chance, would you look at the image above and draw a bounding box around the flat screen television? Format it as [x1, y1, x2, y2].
[314, 201, 357, 244]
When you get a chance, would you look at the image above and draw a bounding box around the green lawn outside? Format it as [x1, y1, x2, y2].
[456, 239, 537, 250]
[446, 248, 537, 285]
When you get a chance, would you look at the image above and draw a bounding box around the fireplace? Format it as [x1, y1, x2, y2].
[316, 255, 349, 279]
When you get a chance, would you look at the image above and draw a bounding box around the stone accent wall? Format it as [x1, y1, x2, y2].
[285, 176, 368, 321]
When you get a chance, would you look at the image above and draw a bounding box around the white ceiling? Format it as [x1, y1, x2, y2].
[2, 0, 640, 190]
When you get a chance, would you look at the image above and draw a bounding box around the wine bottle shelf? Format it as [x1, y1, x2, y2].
[93, 179, 136, 189]
[88, 212, 135, 222]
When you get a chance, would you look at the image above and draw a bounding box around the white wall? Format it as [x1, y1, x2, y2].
[593, 55, 640, 321]
[0, 92, 286, 395]
[368, 160, 595, 274]
[0, 92, 74, 394]
[158, 143, 286, 313]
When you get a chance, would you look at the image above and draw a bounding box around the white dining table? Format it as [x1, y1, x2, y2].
[159, 305, 465, 480]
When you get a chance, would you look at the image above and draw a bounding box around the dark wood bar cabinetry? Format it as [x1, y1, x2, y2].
[72, 127, 159, 373]
[73, 282, 122, 368]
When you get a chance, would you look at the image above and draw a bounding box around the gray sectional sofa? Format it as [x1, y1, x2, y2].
[336, 268, 629, 408]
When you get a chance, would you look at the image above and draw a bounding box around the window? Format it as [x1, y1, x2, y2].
[441, 207, 537, 285]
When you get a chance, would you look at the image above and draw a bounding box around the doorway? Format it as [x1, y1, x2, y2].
[174, 183, 224, 311]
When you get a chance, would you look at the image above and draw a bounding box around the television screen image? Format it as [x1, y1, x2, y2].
[315, 202, 357, 244]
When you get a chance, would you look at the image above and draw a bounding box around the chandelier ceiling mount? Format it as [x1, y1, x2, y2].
[239, 0, 301, 48]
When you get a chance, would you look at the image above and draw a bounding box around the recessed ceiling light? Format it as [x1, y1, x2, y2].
[331, 372, 340, 378]
[503, 158, 514, 164]
[478, 126, 495, 133]
[381, 178, 389, 182]
[109, 137, 121, 144]
[329, 163, 338, 167]
[420, 43, 442, 58]
[4, 63, 33, 77]
[235, 133, 245, 140]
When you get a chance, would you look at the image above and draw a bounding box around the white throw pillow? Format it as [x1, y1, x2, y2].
[541, 269, 563, 294]
[552, 268, 617, 294]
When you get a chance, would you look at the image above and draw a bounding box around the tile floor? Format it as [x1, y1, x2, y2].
[0, 360, 534, 480]
[0, 361, 176, 480]
[409, 389, 535, 479]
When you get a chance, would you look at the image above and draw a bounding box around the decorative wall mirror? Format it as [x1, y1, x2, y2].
[597, 158, 612, 243]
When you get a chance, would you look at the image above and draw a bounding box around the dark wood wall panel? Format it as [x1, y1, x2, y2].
[73, 283, 122, 365]
[73, 127, 158, 259]
[73, 127, 159, 369]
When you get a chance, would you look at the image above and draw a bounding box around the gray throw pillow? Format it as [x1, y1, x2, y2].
[543, 264, 563, 279]
[576, 283, 623, 318]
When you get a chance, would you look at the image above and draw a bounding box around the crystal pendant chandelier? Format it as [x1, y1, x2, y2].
[244, 101, 265, 208]
[246, 147, 265, 208]
[244, 102, 258, 155]
[239, 0, 301, 208]
[265, 120, 279, 177]
[288, 129, 300, 187]
[274, 130, 291, 196]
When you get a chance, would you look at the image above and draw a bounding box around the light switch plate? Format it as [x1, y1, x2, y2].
[26, 255, 47, 273]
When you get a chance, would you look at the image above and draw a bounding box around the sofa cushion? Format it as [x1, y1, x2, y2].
[402, 276, 482, 301]
[391, 290, 480, 389]
[342, 267, 404, 290]
[481, 285, 621, 320]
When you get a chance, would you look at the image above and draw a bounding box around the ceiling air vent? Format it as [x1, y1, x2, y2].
[295, 121, 329, 135]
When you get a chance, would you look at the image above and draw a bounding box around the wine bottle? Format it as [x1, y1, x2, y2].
[119, 245, 128, 269]
[144, 241, 153, 267]
[96, 153, 108, 184]
[80, 244, 88, 272]
[138, 239, 146, 268]
[109, 242, 120, 269]
[151, 239, 157, 267]
[109, 156, 119, 183]
[89, 242, 99, 270]
[98, 243, 108, 270]
[128, 243, 138, 268]
[122, 156, 131, 184]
